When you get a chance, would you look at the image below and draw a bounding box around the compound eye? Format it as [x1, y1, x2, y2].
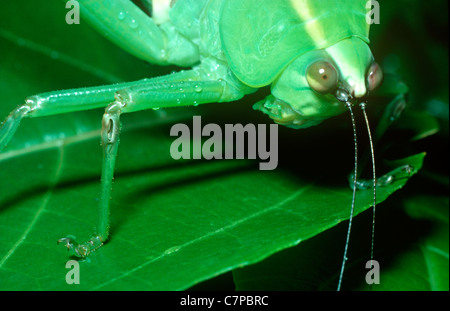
[367, 62, 383, 92]
[306, 61, 339, 94]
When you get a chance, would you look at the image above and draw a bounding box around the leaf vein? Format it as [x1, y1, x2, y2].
[0, 143, 65, 268]
[92, 185, 312, 290]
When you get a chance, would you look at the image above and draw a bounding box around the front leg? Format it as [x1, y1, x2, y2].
[58, 100, 123, 257]
[0, 80, 149, 152]
[57, 68, 254, 257]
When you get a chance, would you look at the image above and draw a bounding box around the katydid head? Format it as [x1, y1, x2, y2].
[254, 37, 383, 128]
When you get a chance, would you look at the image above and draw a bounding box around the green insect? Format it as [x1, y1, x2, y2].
[1, 0, 399, 289]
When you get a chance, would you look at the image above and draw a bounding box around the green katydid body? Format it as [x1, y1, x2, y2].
[80, 0, 377, 128]
[0, 0, 383, 265]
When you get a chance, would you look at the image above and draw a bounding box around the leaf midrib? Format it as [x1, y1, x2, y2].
[0, 111, 191, 162]
[92, 184, 313, 290]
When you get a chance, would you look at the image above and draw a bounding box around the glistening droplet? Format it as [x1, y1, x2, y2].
[130, 19, 138, 29]
[118, 11, 126, 20]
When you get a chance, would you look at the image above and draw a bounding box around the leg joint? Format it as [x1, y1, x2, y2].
[102, 101, 123, 146]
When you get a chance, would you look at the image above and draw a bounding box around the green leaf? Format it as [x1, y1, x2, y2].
[232, 158, 448, 291]
[0, 0, 436, 291]
[0, 134, 425, 291]
[232, 154, 433, 291]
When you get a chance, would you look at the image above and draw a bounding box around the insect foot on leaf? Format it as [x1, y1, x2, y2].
[58, 235, 104, 258]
